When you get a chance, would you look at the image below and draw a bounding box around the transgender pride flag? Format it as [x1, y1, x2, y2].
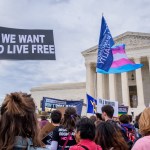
[96, 44, 143, 74]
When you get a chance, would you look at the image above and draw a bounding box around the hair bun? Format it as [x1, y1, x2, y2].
[1, 92, 35, 116]
[11, 92, 22, 102]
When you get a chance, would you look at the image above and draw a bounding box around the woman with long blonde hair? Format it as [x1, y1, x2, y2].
[132, 107, 150, 150]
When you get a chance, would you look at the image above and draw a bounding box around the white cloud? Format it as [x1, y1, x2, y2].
[0, 0, 150, 103]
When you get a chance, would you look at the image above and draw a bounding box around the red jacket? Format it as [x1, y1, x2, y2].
[69, 139, 102, 150]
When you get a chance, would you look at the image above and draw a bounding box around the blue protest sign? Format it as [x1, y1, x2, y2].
[41, 97, 83, 115]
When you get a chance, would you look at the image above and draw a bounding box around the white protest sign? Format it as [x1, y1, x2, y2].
[97, 98, 118, 117]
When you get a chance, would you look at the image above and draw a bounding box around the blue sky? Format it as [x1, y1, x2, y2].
[0, 0, 150, 103]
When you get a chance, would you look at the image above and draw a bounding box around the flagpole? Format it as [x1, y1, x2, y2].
[94, 70, 97, 114]
[86, 93, 88, 116]
[86, 96, 88, 116]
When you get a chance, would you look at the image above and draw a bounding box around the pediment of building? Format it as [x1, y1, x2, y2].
[31, 82, 86, 91]
[82, 31, 150, 56]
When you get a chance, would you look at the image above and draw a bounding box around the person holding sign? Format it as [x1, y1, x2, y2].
[40, 110, 62, 146]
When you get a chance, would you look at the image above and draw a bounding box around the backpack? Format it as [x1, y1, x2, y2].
[120, 124, 137, 149]
[125, 127, 135, 142]
[121, 125, 136, 143]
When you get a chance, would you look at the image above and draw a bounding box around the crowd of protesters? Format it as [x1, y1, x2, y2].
[0, 92, 150, 150]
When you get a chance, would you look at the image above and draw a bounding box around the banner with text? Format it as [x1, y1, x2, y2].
[41, 97, 83, 115]
[0, 26, 55, 60]
[97, 98, 118, 117]
[118, 105, 128, 116]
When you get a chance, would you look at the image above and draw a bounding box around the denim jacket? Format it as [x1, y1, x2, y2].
[14, 136, 49, 150]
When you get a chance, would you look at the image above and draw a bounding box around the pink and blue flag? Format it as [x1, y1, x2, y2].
[96, 44, 143, 74]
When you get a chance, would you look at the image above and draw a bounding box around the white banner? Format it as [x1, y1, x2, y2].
[97, 98, 118, 117]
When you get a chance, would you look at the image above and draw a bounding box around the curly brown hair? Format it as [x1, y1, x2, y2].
[0, 92, 43, 150]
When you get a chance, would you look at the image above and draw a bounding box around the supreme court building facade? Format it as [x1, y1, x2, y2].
[82, 31, 150, 115]
[31, 31, 150, 116]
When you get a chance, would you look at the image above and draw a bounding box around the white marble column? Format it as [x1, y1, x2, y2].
[121, 72, 130, 106]
[97, 73, 105, 99]
[85, 62, 95, 97]
[109, 74, 117, 100]
[147, 56, 150, 73]
[134, 57, 145, 110]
